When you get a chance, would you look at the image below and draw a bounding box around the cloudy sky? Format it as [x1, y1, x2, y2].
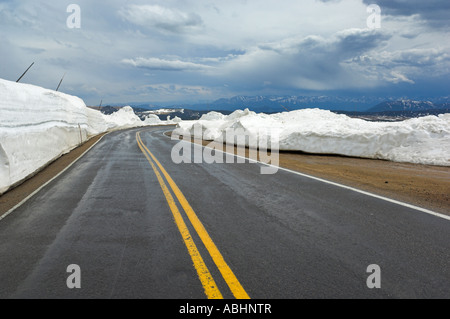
[0, 0, 449, 105]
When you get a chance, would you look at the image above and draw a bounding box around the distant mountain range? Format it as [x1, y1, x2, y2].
[112, 95, 450, 114]
[178, 95, 388, 112]
[368, 100, 450, 112]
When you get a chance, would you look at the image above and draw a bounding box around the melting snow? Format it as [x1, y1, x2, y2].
[174, 108, 450, 167]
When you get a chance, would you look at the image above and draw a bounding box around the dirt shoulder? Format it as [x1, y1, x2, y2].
[170, 133, 449, 216]
[0, 133, 106, 216]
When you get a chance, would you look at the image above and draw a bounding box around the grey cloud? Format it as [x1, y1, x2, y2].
[362, 0, 450, 16]
[259, 29, 390, 59]
[390, 49, 450, 68]
[213, 26, 447, 93]
[355, 48, 450, 70]
[334, 28, 391, 59]
[119, 4, 203, 33]
[0, 2, 36, 27]
[362, 0, 450, 28]
[122, 57, 212, 72]
[20, 47, 46, 55]
[346, 47, 450, 87]
[217, 29, 393, 91]
[400, 32, 420, 39]
[258, 36, 327, 55]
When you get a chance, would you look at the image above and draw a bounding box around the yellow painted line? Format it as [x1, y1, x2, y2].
[136, 132, 223, 299]
[137, 131, 250, 299]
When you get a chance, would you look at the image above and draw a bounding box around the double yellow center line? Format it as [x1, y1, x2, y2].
[136, 131, 250, 299]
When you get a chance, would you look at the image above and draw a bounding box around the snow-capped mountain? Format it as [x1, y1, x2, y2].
[368, 100, 449, 112]
[207, 95, 385, 112]
[126, 96, 450, 114]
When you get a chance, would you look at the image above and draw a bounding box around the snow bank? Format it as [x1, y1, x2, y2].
[174, 108, 450, 166]
[2, 75, 448, 195]
[0, 78, 169, 194]
[103, 106, 146, 130]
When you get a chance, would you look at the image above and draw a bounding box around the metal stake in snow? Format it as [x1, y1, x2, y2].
[280, 105, 290, 112]
[56, 73, 66, 92]
[16, 62, 35, 83]
[78, 124, 83, 146]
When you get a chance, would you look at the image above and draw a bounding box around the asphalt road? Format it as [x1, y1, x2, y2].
[0, 126, 449, 299]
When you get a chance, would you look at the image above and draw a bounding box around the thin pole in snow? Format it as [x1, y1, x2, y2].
[78, 124, 83, 145]
[280, 105, 290, 112]
[56, 73, 66, 92]
[16, 62, 35, 83]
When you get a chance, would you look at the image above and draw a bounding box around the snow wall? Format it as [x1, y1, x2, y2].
[173, 108, 450, 167]
[0, 78, 166, 194]
[2, 77, 449, 195]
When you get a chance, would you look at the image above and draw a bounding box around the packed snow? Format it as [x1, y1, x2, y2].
[0, 78, 170, 194]
[173, 108, 450, 167]
[1, 77, 449, 195]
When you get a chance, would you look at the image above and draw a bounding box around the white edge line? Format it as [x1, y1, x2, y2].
[161, 129, 450, 221]
[0, 134, 108, 222]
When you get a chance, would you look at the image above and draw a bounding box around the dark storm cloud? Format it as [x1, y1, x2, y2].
[362, 0, 450, 28]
